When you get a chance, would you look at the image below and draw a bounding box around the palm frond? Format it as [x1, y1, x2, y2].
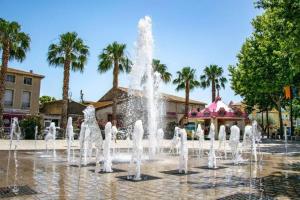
[47, 32, 89, 72]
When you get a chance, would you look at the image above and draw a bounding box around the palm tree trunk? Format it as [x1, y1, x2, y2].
[185, 81, 190, 118]
[61, 59, 71, 135]
[0, 44, 10, 134]
[212, 79, 216, 102]
[112, 61, 119, 121]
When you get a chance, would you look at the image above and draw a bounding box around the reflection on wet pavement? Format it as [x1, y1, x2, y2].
[0, 150, 299, 199]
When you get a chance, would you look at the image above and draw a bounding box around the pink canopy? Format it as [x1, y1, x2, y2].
[189, 97, 247, 119]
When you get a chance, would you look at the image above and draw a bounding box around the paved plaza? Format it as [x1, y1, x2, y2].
[0, 140, 299, 200]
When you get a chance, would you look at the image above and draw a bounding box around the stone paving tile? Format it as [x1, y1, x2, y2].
[0, 150, 299, 199]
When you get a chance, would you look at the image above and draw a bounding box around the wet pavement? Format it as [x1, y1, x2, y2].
[0, 143, 299, 199]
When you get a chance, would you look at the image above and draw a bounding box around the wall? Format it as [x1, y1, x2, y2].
[4, 73, 42, 115]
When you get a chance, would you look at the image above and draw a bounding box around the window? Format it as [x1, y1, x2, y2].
[5, 74, 15, 83]
[22, 91, 31, 109]
[4, 89, 13, 106]
[23, 77, 32, 85]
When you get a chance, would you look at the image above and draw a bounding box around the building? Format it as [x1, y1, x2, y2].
[39, 100, 86, 128]
[188, 97, 248, 137]
[2, 67, 44, 132]
[92, 87, 206, 128]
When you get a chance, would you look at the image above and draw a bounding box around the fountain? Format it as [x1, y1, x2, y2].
[195, 124, 204, 157]
[111, 123, 118, 155]
[208, 123, 217, 169]
[129, 120, 144, 180]
[6, 117, 21, 193]
[45, 122, 56, 157]
[156, 128, 164, 153]
[102, 122, 113, 172]
[34, 126, 38, 150]
[66, 117, 75, 162]
[242, 123, 252, 155]
[229, 122, 242, 165]
[169, 127, 180, 155]
[128, 16, 164, 158]
[9, 117, 21, 151]
[178, 128, 188, 174]
[251, 120, 261, 162]
[218, 125, 227, 159]
[79, 105, 103, 166]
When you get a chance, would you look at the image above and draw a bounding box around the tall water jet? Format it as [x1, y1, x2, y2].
[79, 105, 103, 166]
[208, 123, 217, 169]
[195, 124, 204, 157]
[242, 123, 252, 155]
[129, 120, 144, 180]
[169, 127, 180, 155]
[111, 124, 118, 155]
[178, 128, 188, 174]
[34, 126, 38, 150]
[156, 128, 164, 153]
[229, 123, 242, 165]
[251, 120, 261, 162]
[66, 117, 75, 162]
[9, 117, 21, 151]
[103, 122, 113, 172]
[45, 122, 56, 157]
[128, 16, 163, 158]
[218, 125, 227, 159]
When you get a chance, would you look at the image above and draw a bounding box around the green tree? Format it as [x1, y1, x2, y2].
[98, 41, 132, 121]
[0, 18, 30, 131]
[47, 32, 89, 131]
[229, 0, 299, 137]
[200, 64, 227, 102]
[173, 67, 200, 117]
[256, 0, 300, 72]
[152, 59, 172, 83]
[39, 96, 56, 104]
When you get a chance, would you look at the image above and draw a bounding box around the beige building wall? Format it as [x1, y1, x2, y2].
[4, 69, 43, 115]
[95, 100, 205, 125]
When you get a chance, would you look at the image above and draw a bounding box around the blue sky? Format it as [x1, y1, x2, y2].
[1, 0, 261, 104]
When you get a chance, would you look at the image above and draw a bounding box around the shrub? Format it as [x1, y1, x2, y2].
[295, 127, 300, 136]
[19, 115, 42, 140]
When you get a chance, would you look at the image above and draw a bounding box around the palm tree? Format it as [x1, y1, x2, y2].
[47, 32, 89, 131]
[152, 59, 172, 83]
[0, 18, 30, 130]
[98, 42, 132, 121]
[173, 67, 200, 118]
[200, 64, 227, 102]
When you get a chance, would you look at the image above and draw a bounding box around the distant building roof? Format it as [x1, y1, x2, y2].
[91, 101, 113, 109]
[99, 87, 206, 105]
[40, 99, 86, 115]
[4, 67, 45, 78]
[189, 97, 247, 119]
[81, 101, 96, 106]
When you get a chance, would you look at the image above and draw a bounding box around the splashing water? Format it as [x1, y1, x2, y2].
[103, 122, 113, 172]
[127, 16, 164, 158]
[66, 117, 75, 162]
[208, 123, 217, 169]
[130, 120, 144, 180]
